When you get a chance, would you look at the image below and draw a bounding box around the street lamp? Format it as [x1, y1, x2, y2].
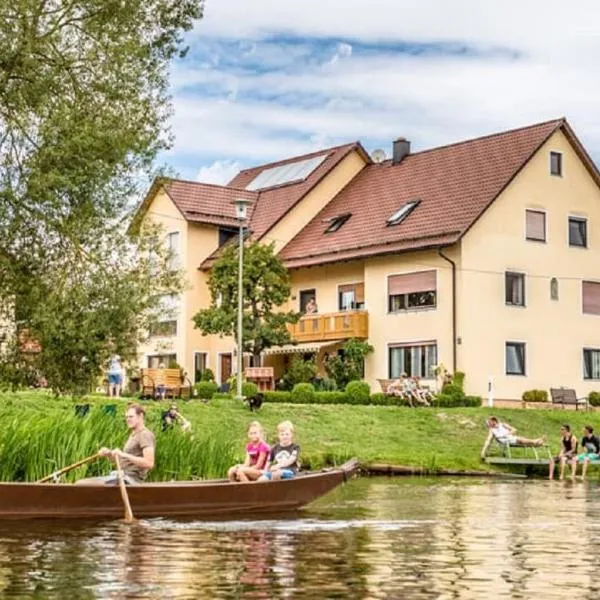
[231, 197, 252, 401]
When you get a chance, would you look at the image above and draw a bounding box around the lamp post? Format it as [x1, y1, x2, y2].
[231, 197, 252, 401]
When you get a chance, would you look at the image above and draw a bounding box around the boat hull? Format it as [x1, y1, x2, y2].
[0, 460, 358, 519]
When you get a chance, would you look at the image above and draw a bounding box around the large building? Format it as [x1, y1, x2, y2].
[134, 118, 600, 401]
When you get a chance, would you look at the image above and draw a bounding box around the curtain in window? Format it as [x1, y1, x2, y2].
[584, 350, 600, 380]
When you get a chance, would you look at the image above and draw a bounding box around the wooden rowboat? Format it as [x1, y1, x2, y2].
[0, 459, 359, 519]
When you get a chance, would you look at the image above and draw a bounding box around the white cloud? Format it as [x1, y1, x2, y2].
[167, 0, 600, 170]
[196, 159, 244, 185]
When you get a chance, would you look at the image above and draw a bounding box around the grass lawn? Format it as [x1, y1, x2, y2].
[1, 391, 596, 479]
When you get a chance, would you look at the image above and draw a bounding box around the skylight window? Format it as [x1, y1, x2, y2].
[324, 213, 351, 233]
[386, 200, 420, 226]
[246, 154, 328, 191]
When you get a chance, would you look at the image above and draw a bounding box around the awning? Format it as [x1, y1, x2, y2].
[263, 340, 342, 356]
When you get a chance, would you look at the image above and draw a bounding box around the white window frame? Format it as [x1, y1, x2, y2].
[505, 341, 527, 376]
[385, 268, 439, 314]
[549, 150, 563, 177]
[524, 208, 548, 243]
[505, 271, 527, 307]
[386, 340, 438, 380]
[193, 351, 210, 384]
[568, 214, 588, 249]
[336, 281, 366, 311]
[583, 348, 600, 381]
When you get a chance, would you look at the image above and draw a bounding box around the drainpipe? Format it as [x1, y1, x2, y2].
[437, 247, 456, 373]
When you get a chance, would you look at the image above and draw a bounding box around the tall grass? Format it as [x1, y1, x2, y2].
[0, 400, 236, 482]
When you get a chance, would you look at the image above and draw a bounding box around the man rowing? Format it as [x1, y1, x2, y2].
[76, 403, 155, 485]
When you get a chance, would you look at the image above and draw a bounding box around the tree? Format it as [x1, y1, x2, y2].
[0, 0, 203, 394]
[324, 339, 374, 389]
[193, 242, 300, 364]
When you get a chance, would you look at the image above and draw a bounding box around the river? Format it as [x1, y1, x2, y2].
[0, 477, 598, 599]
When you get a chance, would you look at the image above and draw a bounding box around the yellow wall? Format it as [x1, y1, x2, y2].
[459, 129, 600, 399]
[265, 151, 366, 252]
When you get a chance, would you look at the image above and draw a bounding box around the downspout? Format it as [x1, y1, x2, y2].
[437, 247, 456, 373]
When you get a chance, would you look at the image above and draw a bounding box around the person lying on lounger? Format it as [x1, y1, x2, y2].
[480, 416, 545, 460]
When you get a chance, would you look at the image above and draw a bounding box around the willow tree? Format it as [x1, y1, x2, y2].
[0, 0, 203, 394]
[193, 242, 300, 365]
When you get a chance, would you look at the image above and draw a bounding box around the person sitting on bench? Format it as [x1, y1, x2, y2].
[480, 416, 545, 459]
[549, 424, 578, 481]
[574, 425, 600, 481]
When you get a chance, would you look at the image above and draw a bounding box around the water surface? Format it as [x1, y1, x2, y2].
[0, 477, 598, 598]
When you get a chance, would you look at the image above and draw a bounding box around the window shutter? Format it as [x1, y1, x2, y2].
[526, 210, 545, 241]
[388, 271, 436, 295]
[583, 281, 600, 315]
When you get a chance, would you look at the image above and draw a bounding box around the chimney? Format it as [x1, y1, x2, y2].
[392, 137, 410, 164]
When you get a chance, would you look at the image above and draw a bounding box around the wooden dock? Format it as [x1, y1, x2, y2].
[484, 457, 550, 466]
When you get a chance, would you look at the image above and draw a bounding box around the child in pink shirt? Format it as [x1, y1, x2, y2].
[228, 421, 270, 482]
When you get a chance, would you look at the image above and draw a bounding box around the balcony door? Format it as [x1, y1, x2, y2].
[299, 289, 316, 313]
[338, 282, 365, 311]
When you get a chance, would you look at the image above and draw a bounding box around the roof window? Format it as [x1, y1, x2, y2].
[386, 200, 420, 226]
[246, 154, 328, 191]
[324, 213, 351, 233]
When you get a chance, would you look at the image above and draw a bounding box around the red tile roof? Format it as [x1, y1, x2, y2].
[278, 118, 570, 267]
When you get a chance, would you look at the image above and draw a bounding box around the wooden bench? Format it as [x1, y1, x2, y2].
[550, 387, 588, 411]
[140, 368, 192, 400]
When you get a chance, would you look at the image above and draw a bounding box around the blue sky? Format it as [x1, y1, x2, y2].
[164, 0, 600, 184]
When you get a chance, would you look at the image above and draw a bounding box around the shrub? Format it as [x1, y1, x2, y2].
[345, 380, 371, 404]
[242, 382, 259, 398]
[281, 356, 317, 391]
[291, 383, 315, 404]
[194, 381, 218, 400]
[264, 391, 292, 403]
[588, 391, 600, 407]
[464, 395, 483, 407]
[314, 391, 348, 404]
[324, 339, 374, 389]
[313, 377, 337, 392]
[432, 393, 482, 407]
[452, 371, 466, 390]
[369, 392, 388, 405]
[200, 369, 215, 382]
[441, 383, 463, 397]
[522, 389, 548, 403]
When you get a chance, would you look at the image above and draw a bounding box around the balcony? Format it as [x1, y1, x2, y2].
[288, 310, 369, 343]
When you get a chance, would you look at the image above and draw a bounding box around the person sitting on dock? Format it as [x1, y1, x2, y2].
[228, 421, 270, 483]
[76, 403, 155, 485]
[480, 416, 545, 459]
[549, 424, 578, 481]
[574, 425, 600, 481]
[258, 421, 300, 482]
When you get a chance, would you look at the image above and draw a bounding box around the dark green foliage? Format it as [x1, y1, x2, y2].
[263, 391, 292, 403]
[200, 369, 215, 382]
[242, 382, 259, 398]
[432, 394, 481, 407]
[522, 389, 549, 403]
[314, 377, 338, 392]
[291, 383, 316, 404]
[452, 371, 466, 390]
[193, 242, 300, 363]
[441, 383, 463, 396]
[314, 391, 348, 404]
[345, 381, 371, 404]
[324, 339, 374, 389]
[194, 382, 218, 400]
[281, 356, 317, 391]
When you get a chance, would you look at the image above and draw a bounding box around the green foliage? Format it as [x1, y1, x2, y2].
[452, 371, 466, 390]
[168, 360, 182, 370]
[314, 377, 338, 392]
[522, 389, 549, 403]
[291, 383, 316, 404]
[441, 383, 463, 396]
[194, 382, 218, 400]
[200, 369, 215, 382]
[0, 0, 200, 394]
[588, 391, 600, 407]
[432, 394, 481, 407]
[314, 391, 348, 404]
[242, 382, 259, 398]
[264, 391, 292, 403]
[324, 339, 374, 389]
[345, 381, 371, 404]
[193, 242, 300, 361]
[212, 392, 233, 400]
[281, 356, 317, 391]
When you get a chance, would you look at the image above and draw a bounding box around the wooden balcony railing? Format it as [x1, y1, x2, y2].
[287, 310, 369, 343]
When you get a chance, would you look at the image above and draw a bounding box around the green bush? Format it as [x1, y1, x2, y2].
[264, 391, 292, 403]
[522, 389, 548, 403]
[432, 393, 481, 407]
[291, 383, 315, 404]
[369, 392, 388, 405]
[452, 371, 465, 390]
[194, 381, 218, 400]
[588, 391, 600, 407]
[281, 356, 317, 391]
[345, 380, 371, 404]
[464, 395, 483, 407]
[242, 382, 259, 398]
[200, 369, 215, 382]
[441, 383, 463, 396]
[314, 391, 348, 404]
[314, 377, 337, 392]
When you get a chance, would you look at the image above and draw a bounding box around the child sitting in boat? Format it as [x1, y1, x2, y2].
[228, 421, 270, 483]
[258, 421, 301, 482]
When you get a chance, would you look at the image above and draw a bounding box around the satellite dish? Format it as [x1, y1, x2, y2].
[371, 149, 386, 163]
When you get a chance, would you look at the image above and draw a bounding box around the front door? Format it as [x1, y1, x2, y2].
[220, 353, 233, 384]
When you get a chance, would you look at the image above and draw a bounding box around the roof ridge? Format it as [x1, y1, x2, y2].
[165, 177, 257, 195]
[236, 141, 359, 175]
[396, 117, 565, 160]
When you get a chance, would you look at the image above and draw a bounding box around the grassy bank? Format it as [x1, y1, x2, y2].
[0, 391, 596, 481]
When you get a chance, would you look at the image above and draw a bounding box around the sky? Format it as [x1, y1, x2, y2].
[166, 0, 600, 184]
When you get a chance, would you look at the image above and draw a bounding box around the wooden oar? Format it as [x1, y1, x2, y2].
[114, 455, 135, 522]
[37, 452, 101, 483]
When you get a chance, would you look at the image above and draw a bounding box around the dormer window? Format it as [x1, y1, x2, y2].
[324, 213, 351, 233]
[386, 200, 420, 226]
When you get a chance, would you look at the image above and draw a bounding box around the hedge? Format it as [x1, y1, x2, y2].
[522, 389, 548, 403]
[345, 381, 371, 404]
[589, 391, 600, 407]
[194, 381, 218, 400]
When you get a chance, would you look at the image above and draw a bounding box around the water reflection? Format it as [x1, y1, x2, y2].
[0, 479, 598, 598]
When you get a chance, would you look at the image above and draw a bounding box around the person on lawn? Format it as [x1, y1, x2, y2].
[548, 424, 578, 481]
